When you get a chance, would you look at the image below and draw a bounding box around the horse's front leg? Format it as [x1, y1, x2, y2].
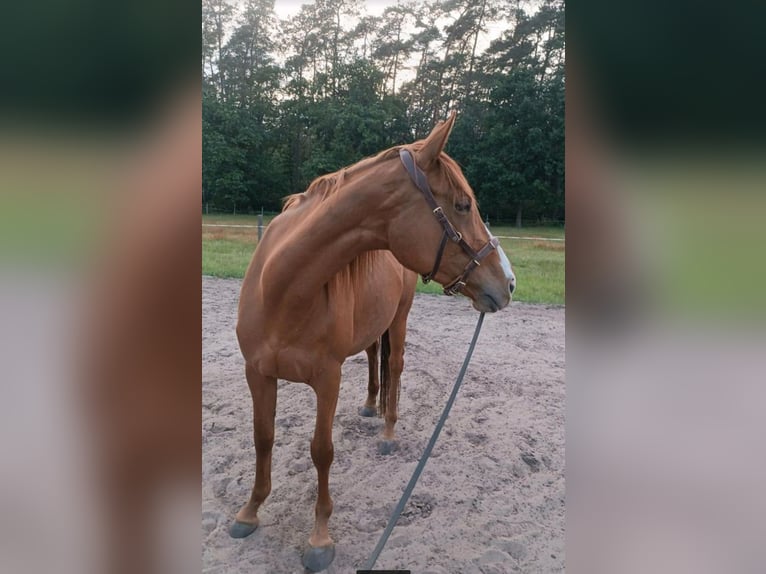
[229, 364, 277, 538]
[303, 363, 341, 572]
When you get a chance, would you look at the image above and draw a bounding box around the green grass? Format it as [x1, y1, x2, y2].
[203, 238, 258, 278]
[498, 234, 565, 305]
[203, 215, 564, 304]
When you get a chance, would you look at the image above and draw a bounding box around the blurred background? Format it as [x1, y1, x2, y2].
[0, 1, 200, 574]
[567, 1, 766, 573]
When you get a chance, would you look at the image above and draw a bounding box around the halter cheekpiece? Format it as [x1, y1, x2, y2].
[399, 148, 499, 296]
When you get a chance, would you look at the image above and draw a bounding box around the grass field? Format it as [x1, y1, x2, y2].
[203, 214, 564, 304]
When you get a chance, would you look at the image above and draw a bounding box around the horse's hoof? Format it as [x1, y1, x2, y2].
[302, 544, 336, 572]
[359, 405, 377, 417]
[377, 440, 398, 455]
[228, 520, 258, 539]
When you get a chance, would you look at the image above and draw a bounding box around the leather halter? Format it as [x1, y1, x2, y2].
[399, 148, 500, 296]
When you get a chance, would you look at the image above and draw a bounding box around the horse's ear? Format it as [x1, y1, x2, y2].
[418, 111, 456, 166]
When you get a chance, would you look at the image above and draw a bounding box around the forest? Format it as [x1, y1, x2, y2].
[202, 0, 564, 225]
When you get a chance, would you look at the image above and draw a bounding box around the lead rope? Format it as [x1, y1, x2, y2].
[361, 312, 486, 571]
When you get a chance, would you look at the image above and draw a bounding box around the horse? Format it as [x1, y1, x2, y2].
[230, 112, 516, 571]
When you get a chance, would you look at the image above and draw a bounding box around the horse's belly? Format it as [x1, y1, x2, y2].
[245, 251, 409, 377]
[346, 254, 405, 355]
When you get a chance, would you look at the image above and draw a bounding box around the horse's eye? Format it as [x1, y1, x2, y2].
[455, 201, 471, 213]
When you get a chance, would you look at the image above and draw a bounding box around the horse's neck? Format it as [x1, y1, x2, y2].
[263, 179, 389, 304]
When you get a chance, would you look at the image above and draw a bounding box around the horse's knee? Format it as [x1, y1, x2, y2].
[310, 439, 334, 467]
[254, 431, 274, 453]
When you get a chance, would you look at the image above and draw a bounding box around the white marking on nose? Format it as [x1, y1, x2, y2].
[498, 244, 515, 283]
[484, 223, 515, 283]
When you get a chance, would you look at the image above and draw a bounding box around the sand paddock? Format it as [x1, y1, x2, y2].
[202, 276, 564, 573]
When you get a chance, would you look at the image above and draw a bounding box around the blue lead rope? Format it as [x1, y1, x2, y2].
[361, 312, 486, 571]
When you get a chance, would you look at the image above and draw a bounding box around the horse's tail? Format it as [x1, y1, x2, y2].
[379, 330, 391, 417]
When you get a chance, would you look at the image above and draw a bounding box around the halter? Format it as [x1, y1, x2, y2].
[399, 148, 500, 296]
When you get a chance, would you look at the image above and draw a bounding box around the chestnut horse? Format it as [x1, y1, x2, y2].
[231, 113, 516, 571]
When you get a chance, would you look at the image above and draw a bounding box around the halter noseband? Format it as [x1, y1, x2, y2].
[399, 148, 499, 296]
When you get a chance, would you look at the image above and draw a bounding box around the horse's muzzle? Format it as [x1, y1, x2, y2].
[473, 289, 510, 313]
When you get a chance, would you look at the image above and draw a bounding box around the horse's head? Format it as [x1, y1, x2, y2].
[387, 112, 516, 313]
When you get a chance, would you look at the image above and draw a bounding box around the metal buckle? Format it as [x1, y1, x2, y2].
[421, 274, 431, 284]
[444, 281, 465, 296]
[451, 231, 462, 243]
[433, 206, 443, 214]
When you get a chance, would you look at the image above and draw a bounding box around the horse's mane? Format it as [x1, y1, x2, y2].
[325, 249, 382, 300]
[281, 141, 475, 212]
[280, 142, 475, 294]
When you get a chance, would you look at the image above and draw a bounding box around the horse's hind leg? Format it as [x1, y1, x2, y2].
[359, 340, 379, 417]
[378, 318, 406, 455]
[229, 364, 277, 539]
[378, 273, 416, 455]
[303, 364, 341, 572]
[378, 269, 417, 454]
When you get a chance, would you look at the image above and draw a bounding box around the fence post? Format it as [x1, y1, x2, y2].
[258, 207, 263, 242]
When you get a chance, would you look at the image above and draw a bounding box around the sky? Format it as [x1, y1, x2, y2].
[271, 0, 511, 55]
[273, 0, 391, 19]
[266, 0, 516, 89]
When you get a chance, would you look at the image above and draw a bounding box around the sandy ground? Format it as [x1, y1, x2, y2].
[202, 276, 564, 573]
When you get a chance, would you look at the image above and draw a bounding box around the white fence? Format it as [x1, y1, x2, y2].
[202, 224, 564, 242]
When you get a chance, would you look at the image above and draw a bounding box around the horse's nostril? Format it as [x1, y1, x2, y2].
[509, 279, 516, 294]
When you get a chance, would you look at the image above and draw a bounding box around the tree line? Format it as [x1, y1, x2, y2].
[203, 0, 564, 225]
